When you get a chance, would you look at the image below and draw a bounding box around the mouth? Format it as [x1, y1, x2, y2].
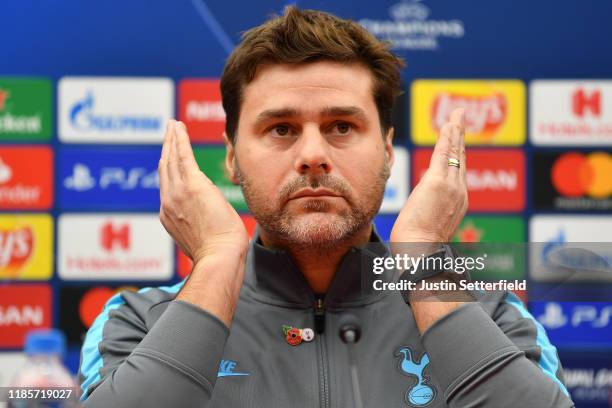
[289, 188, 342, 201]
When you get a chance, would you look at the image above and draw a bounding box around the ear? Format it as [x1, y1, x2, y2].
[223, 131, 240, 185]
[384, 127, 395, 170]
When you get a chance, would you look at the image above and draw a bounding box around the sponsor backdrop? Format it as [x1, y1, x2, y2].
[1, 0, 611, 403]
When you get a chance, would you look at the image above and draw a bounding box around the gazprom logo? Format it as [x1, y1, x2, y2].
[59, 77, 173, 143]
[69, 92, 162, 132]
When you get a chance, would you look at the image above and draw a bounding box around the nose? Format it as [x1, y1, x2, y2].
[294, 125, 332, 175]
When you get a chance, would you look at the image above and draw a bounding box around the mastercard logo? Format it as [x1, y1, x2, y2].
[551, 152, 612, 198]
[78, 286, 137, 328]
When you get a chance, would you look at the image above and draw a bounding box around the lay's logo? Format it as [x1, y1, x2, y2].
[412, 80, 525, 146]
[0, 214, 53, 280]
[0, 226, 33, 276]
[431, 92, 507, 136]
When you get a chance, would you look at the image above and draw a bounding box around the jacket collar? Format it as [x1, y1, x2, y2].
[242, 225, 392, 309]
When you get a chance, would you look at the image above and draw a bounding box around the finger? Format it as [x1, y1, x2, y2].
[174, 121, 201, 177]
[447, 108, 464, 180]
[160, 120, 172, 164]
[159, 120, 173, 197]
[451, 109, 469, 212]
[428, 122, 452, 177]
[167, 119, 181, 182]
[449, 108, 466, 182]
[457, 110, 467, 184]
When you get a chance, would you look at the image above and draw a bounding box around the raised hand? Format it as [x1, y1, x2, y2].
[158, 120, 248, 266]
[390, 108, 468, 243]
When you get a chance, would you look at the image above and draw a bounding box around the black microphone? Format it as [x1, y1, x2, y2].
[339, 314, 364, 408]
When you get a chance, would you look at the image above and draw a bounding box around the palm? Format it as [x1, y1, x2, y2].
[390, 109, 468, 243]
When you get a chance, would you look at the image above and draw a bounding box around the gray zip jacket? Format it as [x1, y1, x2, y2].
[78, 230, 574, 407]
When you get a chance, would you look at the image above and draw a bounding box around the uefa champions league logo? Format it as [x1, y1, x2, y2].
[358, 0, 465, 51]
[396, 347, 436, 406]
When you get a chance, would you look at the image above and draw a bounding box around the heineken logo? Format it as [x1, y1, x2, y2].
[0, 89, 9, 111]
[0, 78, 52, 140]
[0, 112, 43, 134]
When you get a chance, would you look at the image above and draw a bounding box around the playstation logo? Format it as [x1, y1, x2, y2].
[538, 303, 568, 329]
[64, 163, 96, 191]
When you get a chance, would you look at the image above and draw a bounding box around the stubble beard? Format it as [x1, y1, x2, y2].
[236, 159, 390, 251]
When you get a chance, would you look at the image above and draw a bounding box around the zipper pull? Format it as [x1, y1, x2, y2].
[314, 297, 325, 334]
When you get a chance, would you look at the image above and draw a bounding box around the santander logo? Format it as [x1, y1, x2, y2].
[432, 92, 507, 135]
[0, 226, 34, 276]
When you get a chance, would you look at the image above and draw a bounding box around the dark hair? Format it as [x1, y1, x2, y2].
[220, 6, 405, 143]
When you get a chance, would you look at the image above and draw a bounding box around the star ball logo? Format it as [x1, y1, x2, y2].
[454, 222, 483, 242]
[452, 216, 526, 290]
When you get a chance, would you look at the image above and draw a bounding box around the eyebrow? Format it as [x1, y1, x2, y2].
[254, 105, 369, 127]
[320, 106, 368, 122]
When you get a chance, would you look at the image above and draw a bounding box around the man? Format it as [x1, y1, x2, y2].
[79, 6, 573, 407]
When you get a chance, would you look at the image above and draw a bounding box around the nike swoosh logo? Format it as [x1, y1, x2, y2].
[217, 372, 250, 378]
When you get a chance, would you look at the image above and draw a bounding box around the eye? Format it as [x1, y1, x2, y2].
[270, 124, 293, 137]
[331, 122, 353, 136]
[275, 125, 289, 136]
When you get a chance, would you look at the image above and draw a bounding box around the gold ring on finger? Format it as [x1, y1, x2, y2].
[448, 158, 460, 168]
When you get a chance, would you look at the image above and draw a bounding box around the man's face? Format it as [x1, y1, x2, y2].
[225, 61, 394, 248]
